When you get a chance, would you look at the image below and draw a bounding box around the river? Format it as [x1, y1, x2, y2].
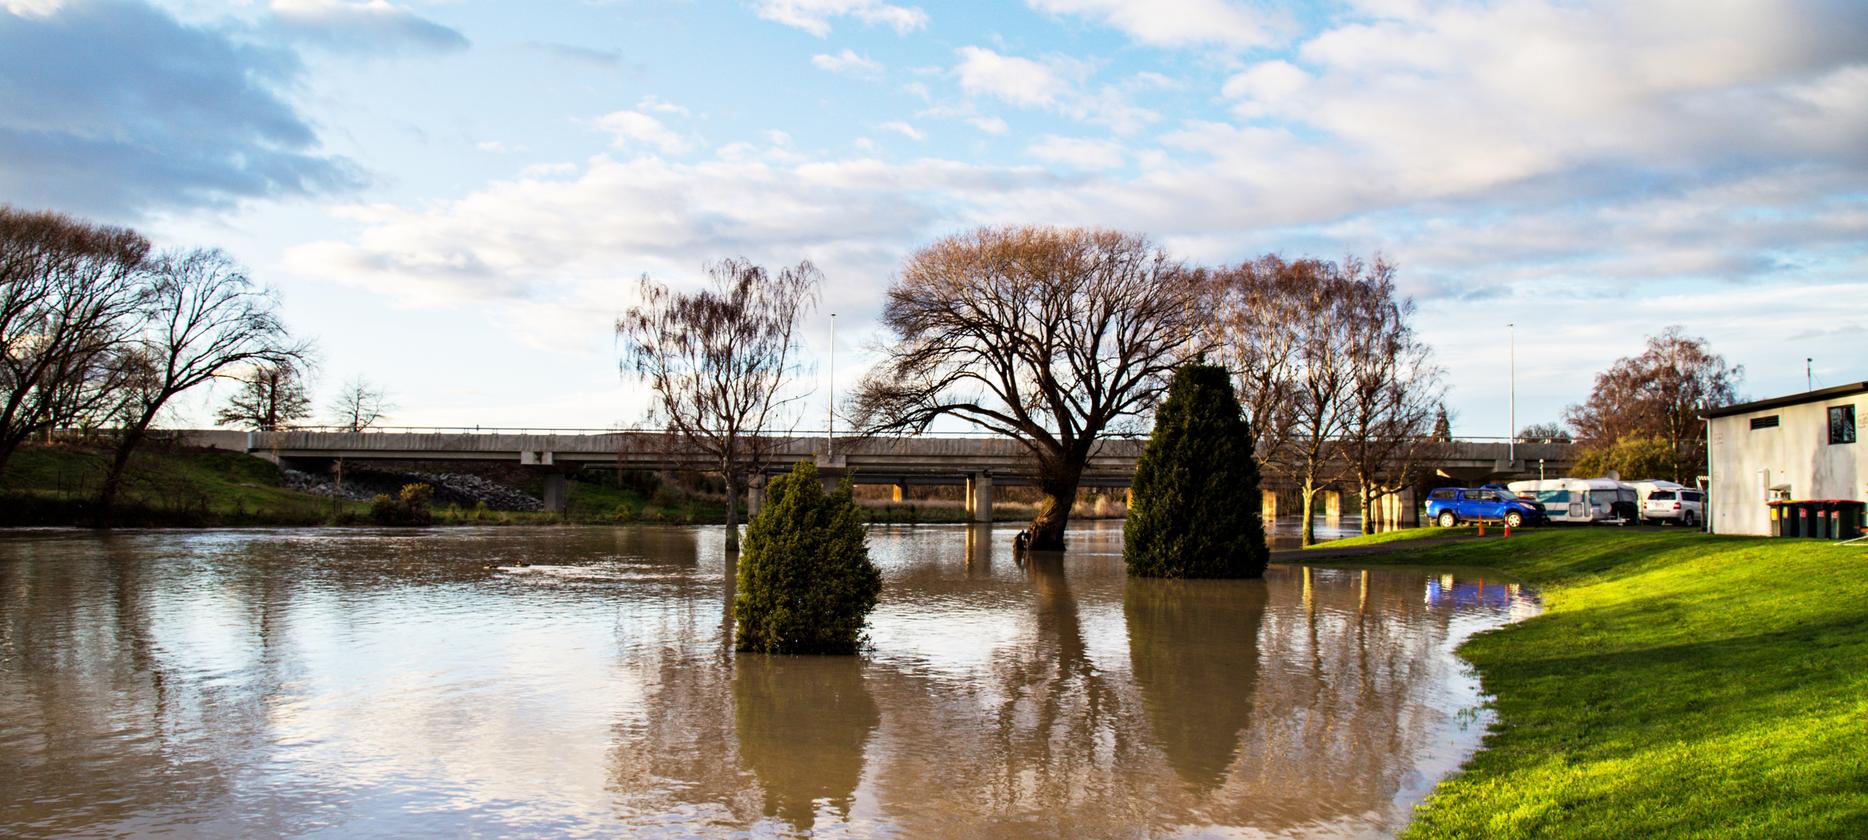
[0, 523, 1536, 838]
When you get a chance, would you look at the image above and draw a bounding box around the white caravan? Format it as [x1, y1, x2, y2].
[1507, 478, 1637, 524]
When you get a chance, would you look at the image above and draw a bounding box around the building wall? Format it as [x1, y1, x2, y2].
[1709, 396, 1865, 535]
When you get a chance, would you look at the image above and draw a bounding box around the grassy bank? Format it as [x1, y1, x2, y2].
[1315, 527, 1868, 838]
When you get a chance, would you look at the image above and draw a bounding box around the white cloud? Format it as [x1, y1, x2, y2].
[811, 48, 883, 77]
[269, 0, 468, 53]
[1027, 0, 1280, 48]
[879, 120, 924, 140]
[1221, 60, 1309, 116]
[952, 46, 1156, 134]
[954, 46, 1076, 107]
[594, 110, 690, 154]
[749, 0, 927, 37]
[1027, 135, 1124, 169]
[634, 95, 689, 116]
[967, 116, 1009, 134]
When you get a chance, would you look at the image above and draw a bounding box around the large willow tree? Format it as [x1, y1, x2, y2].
[853, 226, 1207, 551]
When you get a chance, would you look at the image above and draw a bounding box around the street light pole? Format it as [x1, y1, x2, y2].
[1508, 322, 1516, 465]
[827, 313, 837, 456]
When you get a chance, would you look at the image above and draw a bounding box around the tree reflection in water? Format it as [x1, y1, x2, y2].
[1124, 576, 1268, 790]
[732, 654, 878, 831]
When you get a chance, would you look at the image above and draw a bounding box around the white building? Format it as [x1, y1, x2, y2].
[1704, 381, 1865, 536]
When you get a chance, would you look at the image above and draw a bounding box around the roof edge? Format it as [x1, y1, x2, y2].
[1701, 380, 1868, 419]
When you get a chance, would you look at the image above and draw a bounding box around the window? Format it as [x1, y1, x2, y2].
[1649, 491, 1676, 501]
[1683, 492, 1704, 502]
[1830, 405, 1857, 445]
[1750, 415, 1779, 430]
[1430, 488, 1456, 500]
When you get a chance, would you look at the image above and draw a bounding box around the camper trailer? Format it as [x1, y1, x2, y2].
[1507, 478, 1637, 524]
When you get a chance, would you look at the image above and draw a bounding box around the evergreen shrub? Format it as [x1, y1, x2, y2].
[734, 461, 881, 654]
[1124, 362, 1269, 578]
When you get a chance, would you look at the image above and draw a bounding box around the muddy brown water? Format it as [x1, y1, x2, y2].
[0, 523, 1536, 838]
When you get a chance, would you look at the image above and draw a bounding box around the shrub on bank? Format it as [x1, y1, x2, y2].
[1124, 362, 1268, 578]
[734, 461, 881, 654]
[370, 482, 435, 526]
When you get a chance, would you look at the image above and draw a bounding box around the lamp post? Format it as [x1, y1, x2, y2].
[827, 313, 837, 456]
[1508, 322, 1516, 465]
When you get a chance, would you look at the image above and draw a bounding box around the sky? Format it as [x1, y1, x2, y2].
[3, 0, 1866, 438]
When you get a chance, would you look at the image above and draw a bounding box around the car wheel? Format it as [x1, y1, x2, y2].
[1438, 511, 1457, 528]
[1684, 511, 1698, 528]
[1505, 511, 1524, 529]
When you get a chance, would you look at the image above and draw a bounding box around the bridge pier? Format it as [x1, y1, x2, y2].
[891, 482, 907, 503]
[1323, 490, 1342, 525]
[1396, 487, 1418, 527]
[1262, 489, 1278, 521]
[747, 475, 766, 518]
[965, 471, 994, 523]
[542, 473, 568, 515]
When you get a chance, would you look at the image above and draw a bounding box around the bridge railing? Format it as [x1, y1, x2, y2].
[263, 425, 1560, 445]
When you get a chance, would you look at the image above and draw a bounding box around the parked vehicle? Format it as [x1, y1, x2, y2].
[1632, 480, 1706, 526]
[1506, 478, 1638, 524]
[1426, 486, 1547, 528]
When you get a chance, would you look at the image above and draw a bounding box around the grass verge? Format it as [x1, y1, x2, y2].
[1315, 527, 1868, 838]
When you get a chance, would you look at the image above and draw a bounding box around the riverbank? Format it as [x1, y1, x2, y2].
[0, 444, 1056, 527]
[1309, 527, 1868, 838]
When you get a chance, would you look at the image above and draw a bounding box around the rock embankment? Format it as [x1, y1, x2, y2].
[282, 468, 544, 511]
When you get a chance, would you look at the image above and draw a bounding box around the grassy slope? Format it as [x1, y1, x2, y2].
[1320, 527, 1868, 838]
[1, 445, 355, 525]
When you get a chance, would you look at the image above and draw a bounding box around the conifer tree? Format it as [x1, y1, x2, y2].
[1124, 362, 1268, 578]
[734, 461, 882, 654]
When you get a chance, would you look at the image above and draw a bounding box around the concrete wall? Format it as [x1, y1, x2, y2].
[1709, 396, 1865, 535]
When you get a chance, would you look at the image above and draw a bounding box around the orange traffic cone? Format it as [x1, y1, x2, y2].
[1504, 523, 1512, 538]
[1477, 521, 1486, 537]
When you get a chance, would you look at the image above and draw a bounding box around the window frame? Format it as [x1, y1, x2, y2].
[1830, 404, 1857, 445]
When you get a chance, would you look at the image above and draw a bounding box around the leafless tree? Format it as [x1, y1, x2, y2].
[0, 206, 149, 480]
[217, 362, 314, 431]
[95, 249, 309, 520]
[1213, 256, 1373, 546]
[618, 258, 819, 551]
[852, 226, 1208, 550]
[1516, 422, 1571, 443]
[1564, 326, 1741, 482]
[1333, 258, 1443, 535]
[329, 376, 392, 432]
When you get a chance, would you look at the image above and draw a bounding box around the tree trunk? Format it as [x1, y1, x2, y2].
[1358, 470, 1377, 536]
[96, 422, 151, 528]
[1028, 472, 1081, 551]
[722, 472, 741, 553]
[1300, 479, 1319, 547]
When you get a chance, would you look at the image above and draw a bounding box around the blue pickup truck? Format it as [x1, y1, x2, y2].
[1426, 486, 1546, 528]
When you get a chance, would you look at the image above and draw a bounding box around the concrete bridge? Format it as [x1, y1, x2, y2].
[174, 428, 1574, 523]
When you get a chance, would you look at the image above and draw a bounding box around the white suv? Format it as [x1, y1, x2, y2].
[1642, 488, 1705, 527]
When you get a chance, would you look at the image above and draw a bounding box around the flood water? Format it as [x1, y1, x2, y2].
[0, 523, 1536, 838]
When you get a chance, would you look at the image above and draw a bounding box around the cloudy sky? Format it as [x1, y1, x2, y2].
[3, 0, 1865, 436]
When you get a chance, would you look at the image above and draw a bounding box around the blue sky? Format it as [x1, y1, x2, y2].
[4, 0, 1866, 436]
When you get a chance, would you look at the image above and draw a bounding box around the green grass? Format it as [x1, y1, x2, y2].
[1307, 524, 1479, 547]
[1320, 527, 1868, 838]
[1, 444, 359, 525]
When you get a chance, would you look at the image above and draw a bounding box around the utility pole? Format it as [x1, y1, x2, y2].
[827, 313, 837, 457]
[1508, 322, 1516, 465]
[1807, 358, 1813, 391]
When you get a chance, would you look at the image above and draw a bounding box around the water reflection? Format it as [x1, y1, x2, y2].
[0, 524, 1536, 838]
[734, 656, 877, 830]
[1125, 577, 1267, 790]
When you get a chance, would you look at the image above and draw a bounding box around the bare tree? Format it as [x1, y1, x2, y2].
[1516, 422, 1571, 443]
[852, 226, 1208, 551]
[1564, 326, 1740, 482]
[329, 376, 392, 432]
[94, 249, 309, 520]
[1334, 258, 1443, 535]
[0, 206, 149, 479]
[1213, 256, 1369, 546]
[217, 362, 314, 431]
[618, 258, 819, 551]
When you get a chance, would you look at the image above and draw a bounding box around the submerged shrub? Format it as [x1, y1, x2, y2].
[1124, 362, 1268, 578]
[734, 461, 881, 654]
